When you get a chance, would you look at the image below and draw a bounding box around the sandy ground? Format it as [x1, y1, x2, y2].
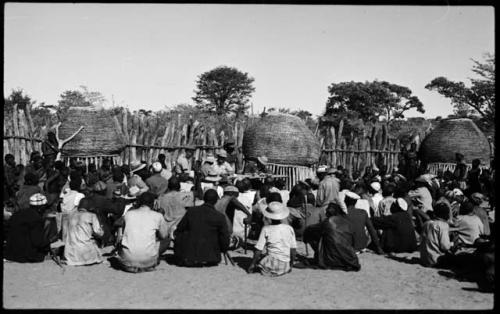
[2, 242, 494, 310]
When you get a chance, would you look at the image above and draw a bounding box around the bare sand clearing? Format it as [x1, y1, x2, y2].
[2, 242, 493, 310]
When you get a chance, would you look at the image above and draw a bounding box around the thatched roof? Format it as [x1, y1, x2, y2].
[419, 118, 491, 164]
[243, 113, 321, 166]
[58, 106, 124, 156]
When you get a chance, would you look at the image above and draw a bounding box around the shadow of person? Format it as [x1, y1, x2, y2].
[162, 253, 177, 265]
[386, 254, 422, 265]
[231, 256, 253, 271]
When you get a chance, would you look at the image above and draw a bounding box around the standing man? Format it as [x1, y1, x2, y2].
[41, 131, 59, 163]
[316, 167, 341, 211]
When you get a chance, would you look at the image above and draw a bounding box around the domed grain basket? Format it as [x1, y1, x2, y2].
[418, 118, 492, 174]
[58, 105, 124, 157]
[243, 113, 320, 189]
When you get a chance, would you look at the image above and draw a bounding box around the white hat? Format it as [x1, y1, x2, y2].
[29, 193, 47, 206]
[217, 149, 228, 158]
[205, 156, 216, 163]
[317, 165, 328, 173]
[396, 198, 408, 211]
[370, 182, 381, 192]
[452, 188, 464, 197]
[122, 186, 140, 199]
[263, 202, 290, 220]
[257, 156, 268, 166]
[268, 187, 280, 193]
[152, 162, 162, 173]
[130, 160, 146, 173]
[343, 190, 360, 201]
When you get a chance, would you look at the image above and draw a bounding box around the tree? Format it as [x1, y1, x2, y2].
[425, 53, 495, 128]
[4, 89, 34, 113]
[325, 80, 425, 124]
[192, 66, 255, 117]
[56, 86, 107, 121]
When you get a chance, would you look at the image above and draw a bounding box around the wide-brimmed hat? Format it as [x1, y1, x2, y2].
[396, 198, 408, 211]
[326, 167, 337, 174]
[130, 160, 146, 173]
[205, 155, 216, 163]
[29, 193, 47, 206]
[257, 156, 268, 166]
[370, 182, 381, 192]
[92, 181, 107, 192]
[217, 149, 228, 158]
[152, 162, 163, 173]
[223, 185, 239, 193]
[122, 185, 140, 199]
[317, 165, 328, 173]
[263, 202, 290, 220]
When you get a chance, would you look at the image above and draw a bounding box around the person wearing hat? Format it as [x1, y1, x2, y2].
[408, 175, 434, 213]
[146, 162, 169, 197]
[201, 169, 224, 198]
[372, 198, 418, 253]
[214, 185, 252, 237]
[174, 189, 230, 267]
[63, 198, 104, 266]
[112, 192, 169, 273]
[243, 156, 268, 175]
[213, 149, 235, 177]
[367, 181, 383, 217]
[14, 172, 43, 212]
[223, 139, 238, 173]
[200, 154, 216, 177]
[127, 160, 149, 196]
[316, 167, 341, 212]
[175, 147, 194, 175]
[5, 193, 51, 263]
[344, 191, 384, 254]
[247, 202, 297, 276]
[299, 202, 360, 271]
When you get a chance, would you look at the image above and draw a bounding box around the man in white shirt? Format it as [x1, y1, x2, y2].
[176, 148, 194, 175]
[213, 149, 235, 176]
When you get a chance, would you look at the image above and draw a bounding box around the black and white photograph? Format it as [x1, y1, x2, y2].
[3, 2, 495, 310]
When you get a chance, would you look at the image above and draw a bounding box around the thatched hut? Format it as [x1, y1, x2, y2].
[418, 118, 492, 174]
[243, 113, 320, 189]
[58, 106, 124, 157]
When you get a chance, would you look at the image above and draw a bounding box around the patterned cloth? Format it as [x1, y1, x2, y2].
[257, 254, 291, 277]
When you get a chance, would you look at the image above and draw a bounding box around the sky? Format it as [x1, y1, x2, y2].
[4, 3, 495, 119]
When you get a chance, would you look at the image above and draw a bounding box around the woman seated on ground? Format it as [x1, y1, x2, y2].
[112, 192, 169, 273]
[300, 202, 361, 271]
[5, 193, 51, 263]
[450, 201, 484, 248]
[63, 198, 104, 266]
[247, 202, 297, 277]
[371, 198, 418, 254]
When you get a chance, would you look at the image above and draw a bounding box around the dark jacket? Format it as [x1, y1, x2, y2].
[346, 207, 382, 251]
[318, 215, 361, 271]
[372, 211, 418, 253]
[5, 207, 49, 263]
[174, 203, 230, 266]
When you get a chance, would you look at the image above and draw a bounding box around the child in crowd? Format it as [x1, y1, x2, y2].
[248, 202, 296, 277]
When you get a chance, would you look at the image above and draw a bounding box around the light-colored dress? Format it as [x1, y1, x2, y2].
[64, 210, 104, 266]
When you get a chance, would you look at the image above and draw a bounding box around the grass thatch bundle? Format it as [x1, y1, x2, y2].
[419, 118, 491, 164]
[243, 113, 321, 166]
[58, 106, 124, 156]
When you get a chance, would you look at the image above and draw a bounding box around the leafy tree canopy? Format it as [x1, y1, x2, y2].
[192, 66, 255, 117]
[325, 80, 425, 124]
[425, 53, 495, 128]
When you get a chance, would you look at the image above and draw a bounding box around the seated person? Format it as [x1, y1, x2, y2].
[112, 192, 169, 273]
[451, 201, 484, 247]
[145, 162, 169, 197]
[174, 189, 230, 267]
[15, 172, 42, 212]
[344, 191, 384, 254]
[213, 150, 235, 176]
[64, 198, 104, 266]
[301, 202, 361, 271]
[4, 193, 50, 263]
[214, 185, 251, 236]
[247, 202, 296, 277]
[420, 201, 454, 267]
[372, 198, 418, 253]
